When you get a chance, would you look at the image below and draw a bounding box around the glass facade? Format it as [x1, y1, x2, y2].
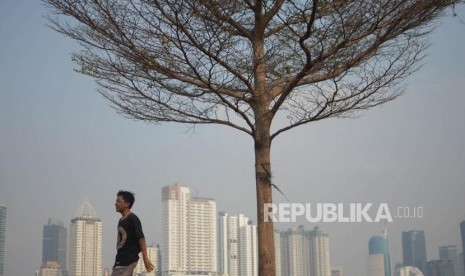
[402, 230, 427, 275]
[369, 235, 391, 276]
[42, 219, 67, 273]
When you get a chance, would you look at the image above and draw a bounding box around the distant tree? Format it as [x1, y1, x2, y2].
[43, 0, 462, 275]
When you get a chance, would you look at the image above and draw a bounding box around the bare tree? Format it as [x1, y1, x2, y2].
[43, 0, 462, 275]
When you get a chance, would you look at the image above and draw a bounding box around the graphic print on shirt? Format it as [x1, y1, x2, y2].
[117, 226, 127, 249]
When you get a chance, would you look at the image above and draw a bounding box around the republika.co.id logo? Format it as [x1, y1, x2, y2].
[264, 203, 423, 223]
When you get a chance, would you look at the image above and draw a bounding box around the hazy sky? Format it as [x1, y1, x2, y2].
[1, 1, 465, 275]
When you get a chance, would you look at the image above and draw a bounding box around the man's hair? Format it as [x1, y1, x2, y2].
[117, 190, 135, 209]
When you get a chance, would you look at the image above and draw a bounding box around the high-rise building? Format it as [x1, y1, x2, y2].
[309, 227, 331, 276]
[239, 220, 257, 276]
[42, 219, 67, 275]
[456, 252, 465, 276]
[0, 204, 6, 276]
[402, 230, 427, 275]
[437, 245, 464, 276]
[218, 213, 249, 276]
[133, 243, 160, 276]
[281, 225, 311, 276]
[280, 225, 331, 276]
[218, 212, 278, 276]
[69, 199, 102, 276]
[427, 259, 454, 276]
[161, 184, 216, 276]
[368, 228, 391, 276]
[439, 245, 458, 261]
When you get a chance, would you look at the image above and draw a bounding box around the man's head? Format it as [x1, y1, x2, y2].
[115, 190, 135, 213]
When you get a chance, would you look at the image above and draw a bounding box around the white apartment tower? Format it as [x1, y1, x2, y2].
[162, 184, 217, 276]
[281, 226, 311, 276]
[239, 220, 258, 276]
[281, 226, 331, 276]
[218, 213, 281, 276]
[69, 199, 102, 276]
[309, 227, 331, 276]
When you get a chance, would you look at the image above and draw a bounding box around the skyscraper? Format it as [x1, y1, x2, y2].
[239, 220, 258, 276]
[402, 230, 427, 275]
[42, 219, 67, 275]
[456, 252, 465, 276]
[162, 184, 216, 275]
[427, 259, 454, 276]
[69, 199, 102, 276]
[280, 225, 331, 276]
[218, 213, 249, 276]
[281, 225, 311, 276]
[0, 204, 6, 276]
[439, 245, 457, 261]
[368, 228, 391, 276]
[309, 227, 331, 276]
[438, 245, 464, 276]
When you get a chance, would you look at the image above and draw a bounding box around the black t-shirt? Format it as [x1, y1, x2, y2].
[114, 213, 145, 266]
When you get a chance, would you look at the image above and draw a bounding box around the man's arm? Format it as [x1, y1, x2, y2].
[139, 237, 155, 272]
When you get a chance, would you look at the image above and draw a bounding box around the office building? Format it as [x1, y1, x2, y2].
[161, 184, 216, 275]
[69, 199, 102, 276]
[42, 219, 67, 275]
[427, 259, 454, 276]
[456, 252, 465, 276]
[368, 228, 391, 276]
[0, 204, 6, 276]
[402, 230, 427, 275]
[439, 245, 458, 261]
[436, 245, 465, 276]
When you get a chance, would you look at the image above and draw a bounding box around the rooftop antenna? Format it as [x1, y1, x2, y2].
[381, 219, 388, 238]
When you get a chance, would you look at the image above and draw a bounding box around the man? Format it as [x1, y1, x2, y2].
[112, 190, 154, 276]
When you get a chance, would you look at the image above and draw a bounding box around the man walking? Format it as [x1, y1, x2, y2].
[112, 190, 154, 276]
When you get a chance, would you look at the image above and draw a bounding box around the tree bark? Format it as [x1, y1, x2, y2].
[254, 115, 276, 276]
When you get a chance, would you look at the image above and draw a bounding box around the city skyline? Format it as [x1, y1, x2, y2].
[1, 1, 465, 275]
[3, 183, 465, 276]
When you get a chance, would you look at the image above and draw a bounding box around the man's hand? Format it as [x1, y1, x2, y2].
[144, 257, 155, 272]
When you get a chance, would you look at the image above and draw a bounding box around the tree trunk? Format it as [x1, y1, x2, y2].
[255, 117, 276, 276]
